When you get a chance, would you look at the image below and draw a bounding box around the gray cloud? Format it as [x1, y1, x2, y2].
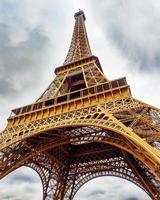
[0, 23, 50, 100]
[87, 189, 106, 198]
[8, 173, 38, 184]
[75, 177, 150, 200]
[90, 0, 160, 71]
[0, 167, 42, 200]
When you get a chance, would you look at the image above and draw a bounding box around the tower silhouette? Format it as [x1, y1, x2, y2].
[0, 10, 160, 200]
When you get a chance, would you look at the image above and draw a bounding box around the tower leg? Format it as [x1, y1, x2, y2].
[43, 165, 75, 200]
[26, 154, 70, 200]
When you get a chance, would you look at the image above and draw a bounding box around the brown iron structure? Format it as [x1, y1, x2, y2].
[0, 10, 160, 200]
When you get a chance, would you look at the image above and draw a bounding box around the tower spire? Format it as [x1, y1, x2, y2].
[64, 10, 92, 64]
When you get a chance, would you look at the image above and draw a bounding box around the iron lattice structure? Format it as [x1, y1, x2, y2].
[0, 10, 160, 200]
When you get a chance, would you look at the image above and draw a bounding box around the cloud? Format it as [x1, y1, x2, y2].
[75, 177, 151, 200]
[0, 23, 50, 99]
[0, 167, 42, 200]
[90, 0, 160, 71]
[87, 189, 106, 199]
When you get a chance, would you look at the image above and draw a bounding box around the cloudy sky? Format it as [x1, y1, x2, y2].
[1, 0, 160, 199]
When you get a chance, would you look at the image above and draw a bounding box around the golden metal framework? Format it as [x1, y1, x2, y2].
[0, 10, 160, 200]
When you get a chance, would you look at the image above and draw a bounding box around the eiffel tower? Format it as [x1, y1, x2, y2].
[0, 10, 160, 200]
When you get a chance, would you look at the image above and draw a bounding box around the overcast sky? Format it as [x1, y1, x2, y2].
[1, 0, 160, 199]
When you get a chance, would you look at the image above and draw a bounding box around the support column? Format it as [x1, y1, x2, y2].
[42, 163, 76, 200]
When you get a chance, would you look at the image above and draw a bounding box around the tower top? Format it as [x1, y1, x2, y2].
[63, 10, 92, 65]
[74, 9, 86, 21]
